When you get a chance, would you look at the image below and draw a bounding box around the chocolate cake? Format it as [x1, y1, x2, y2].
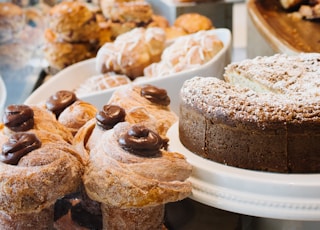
[179, 53, 320, 173]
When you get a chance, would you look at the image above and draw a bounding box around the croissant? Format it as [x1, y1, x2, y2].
[0, 129, 83, 229]
[83, 122, 192, 229]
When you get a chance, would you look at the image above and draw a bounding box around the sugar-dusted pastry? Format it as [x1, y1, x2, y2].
[100, 0, 153, 24]
[58, 100, 98, 136]
[144, 30, 224, 78]
[83, 122, 192, 229]
[73, 104, 127, 163]
[74, 72, 131, 96]
[173, 13, 214, 34]
[2, 104, 73, 143]
[0, 129, 83, 229]
[108, 84, 177, 137]
[96, 27, 166, 80]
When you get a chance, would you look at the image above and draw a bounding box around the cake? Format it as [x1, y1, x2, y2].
[179, 53, 320, 173]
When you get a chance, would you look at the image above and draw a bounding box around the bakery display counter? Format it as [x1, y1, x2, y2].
[247, 0, 320, 58]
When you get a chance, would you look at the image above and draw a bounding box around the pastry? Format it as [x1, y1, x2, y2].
[47, 1, 100, 43]
[144, 30, 224, 78]
[147, 14, 170, 29]
[83, 122, 192, 229]
[73, 104, 127, 163]
[164, 26, 188, 40]
[74, 72, 131, 96]
[179, 53, 320, 173]
[58, 100, 98, 136]
[96, 27, 166, 80]
[43, 29, 97, 71]
[0, 2, 24, 43]
[280, 0, 304, 9]
[108, 84, 177, 137]
[173, 13, 214, 34]
[0, 129, 83, 229]
[44, 90, 98, 136]
[100, 0, 153, 24]
[2, 104, 73, 144]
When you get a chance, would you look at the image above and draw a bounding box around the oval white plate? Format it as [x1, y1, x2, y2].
[167, 122, 320, 221]
[25, 28, 232, 114]
[0, 75, 6, 116]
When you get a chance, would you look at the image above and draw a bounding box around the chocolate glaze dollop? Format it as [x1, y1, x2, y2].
[96, 105, 126, 130]
[140, 85, 170, 106]
[118, 125, 165, 157]
[3, 104, 34, 132]
[1, 132, 42, 165]
[46, 90, 77, 117]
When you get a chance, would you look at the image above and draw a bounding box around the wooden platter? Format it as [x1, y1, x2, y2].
[247, 0, 320, 54]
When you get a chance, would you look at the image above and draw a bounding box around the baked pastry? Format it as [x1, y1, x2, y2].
[144, 30, 224, 78]
[58, 100, 98, 136]
[108, 84, 177, 137]
[164, 26, 188, 40]
[280, 0, 304, 9]
[74, 72, 131, 96]
[43, 29, 97, 71]
[147, 14, 170, 29]
[0, 2, 24, 43]
[96, 27, 166, 80]
[2, 104, 73, 144]
[73, 104, 127, 162]
[298, 2, 320, 20]
[44, 90, 98, 136]
[173, 13, 214, 34]
[179, 53, 320, 173]
[47, 1, 100, 43]
[100, 0, 153, 24]
[83, 122, 192, 229]
[0, 129, 83, 229]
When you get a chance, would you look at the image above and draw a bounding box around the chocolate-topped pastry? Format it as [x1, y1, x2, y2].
[108, 84, 177, 137]
[0, 129, 83, 230]
[83, 122, 192, 229]
[1, 104, 73, 143]
[118, 124, 164, 157]
[1, 132, 41, 165]
[96, 104, 126, 130]
[3, 105, 34, 132]
[140, 85, 170, 106]
[46, 90, 78, 118]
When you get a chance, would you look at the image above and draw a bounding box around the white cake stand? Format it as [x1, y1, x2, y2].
[167, 122, 320, 221]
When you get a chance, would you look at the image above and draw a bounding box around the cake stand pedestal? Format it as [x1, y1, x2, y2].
[167, 122, 320, 229]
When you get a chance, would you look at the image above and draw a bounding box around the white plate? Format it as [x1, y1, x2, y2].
[167, 122, 320, 221]
[0, 76, 6, 116]
[25, 28, 232, 114]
